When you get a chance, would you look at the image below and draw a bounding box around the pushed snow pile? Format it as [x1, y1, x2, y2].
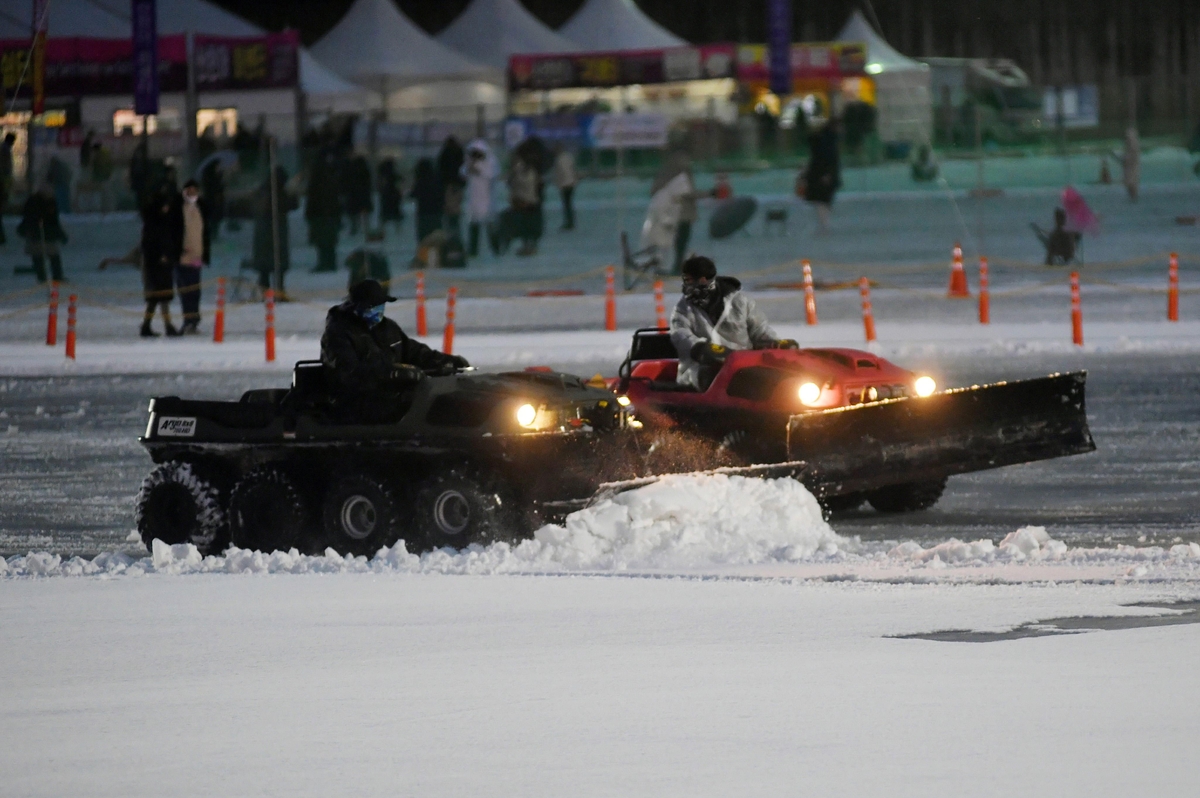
[889, 526, 1071, 565]
[0, 476, 848, 577]
[529, 474, 847, 569]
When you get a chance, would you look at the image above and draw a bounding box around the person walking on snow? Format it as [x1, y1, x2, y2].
[177, 179, 211, 334]
[553, 145, 578, 231]
[18, 183, 67, 283]
[669, 255, 796, 390]
[139, 182, 182, 337]
[1117, 126, 1140, 202]
[461, 139, 498, 257]
[0, 133, 14, 244]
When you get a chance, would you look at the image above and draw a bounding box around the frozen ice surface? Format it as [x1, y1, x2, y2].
[1, 568, 1199, 797]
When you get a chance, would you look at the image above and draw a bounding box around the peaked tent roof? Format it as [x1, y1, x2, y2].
[836, 10, 927, 73]
[557, 0, 684, 51]
[437, 0, 579, 70]
[310, 0, 494, 92]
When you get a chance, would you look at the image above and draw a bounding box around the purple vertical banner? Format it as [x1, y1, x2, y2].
[766, 0, 792, 97]
[132, 0, 159, 115]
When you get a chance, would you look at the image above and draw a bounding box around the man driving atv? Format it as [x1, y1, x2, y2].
[670, 255, 797, 390]
[321, 279, 468, 421]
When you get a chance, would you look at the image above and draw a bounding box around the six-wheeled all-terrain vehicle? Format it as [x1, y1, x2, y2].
[136, 331, 1095, 557]
[136, 361, 641, 556]
[612, 328, 1096, 513]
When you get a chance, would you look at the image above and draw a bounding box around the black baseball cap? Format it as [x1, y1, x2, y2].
[681, 255, 717, 280]
[348, 279, 396, 305]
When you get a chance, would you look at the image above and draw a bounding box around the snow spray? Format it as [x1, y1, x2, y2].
[802, 259, 818, 325]
[859, 277, 876, 342]
[264, 289, 276, 362]
[212, 277, 226, 343]
[65, 294, 76, 360]
[415, 271, 428, 337]
[978, 256, 990, 324]
[947, 243, 970, 298]
[653, 279, 667, 329]
[45, 281, 58, 346]
[1168, 253, 1179, 322]
[605, 265, 617, 331]
[443, 286, 457, 355]
[1070, 272, 1083, 346]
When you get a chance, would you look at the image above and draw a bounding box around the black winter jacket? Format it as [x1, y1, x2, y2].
[320, 301, 446, 394]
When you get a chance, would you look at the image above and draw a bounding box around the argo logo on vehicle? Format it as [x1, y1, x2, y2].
[156, 417, 197, 437]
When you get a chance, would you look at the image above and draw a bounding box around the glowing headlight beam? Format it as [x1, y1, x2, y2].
[798, 382, 822, 406]
[516, 403, 537, 426]
[616, 395, 631, 407]
[914, 376, 937, 397]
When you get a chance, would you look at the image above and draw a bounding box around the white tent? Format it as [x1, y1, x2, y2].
[310, 0, 495, 95]
[557, 0, 684, 51]
[437, 0, 578, 70]
[836, 10, 931, 144]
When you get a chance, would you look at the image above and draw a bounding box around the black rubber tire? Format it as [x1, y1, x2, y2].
[320, 473, 404, 557]
[412, 468, 520, 551]
[135, 461, 227, 555]
[820, 491, 867, 514]
[866, 479, 947, 513]
[228, 468, 311, 553]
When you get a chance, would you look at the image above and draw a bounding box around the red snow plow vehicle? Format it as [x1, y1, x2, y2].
[612, 328, 1095, 512]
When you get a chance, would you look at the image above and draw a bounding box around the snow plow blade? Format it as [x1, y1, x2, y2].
[540, 460, 808, 516]
[787, 372, 1095, 496]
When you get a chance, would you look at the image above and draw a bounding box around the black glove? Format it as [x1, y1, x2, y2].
[388, 364, 425, 386]
[446, 354, 470, 370]
[690, 341, 729, 365]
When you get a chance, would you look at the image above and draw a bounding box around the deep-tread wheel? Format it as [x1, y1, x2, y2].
[228, 468, 310, 553]
[413, 468, 518, 551]
[866, 479, 947, 513]
[135, 461, 227, 554]
[320, 474, 404, 557]
[819, 491, 866, 514]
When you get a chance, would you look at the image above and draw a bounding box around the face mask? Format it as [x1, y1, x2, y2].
[683, 279, 716, 303]
[359, 304, 385, 327]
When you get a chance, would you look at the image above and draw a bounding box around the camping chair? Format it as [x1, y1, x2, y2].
[621, 231, 663, 290]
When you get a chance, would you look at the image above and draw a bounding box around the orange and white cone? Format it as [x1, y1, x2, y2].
[947, 243, 970, 298]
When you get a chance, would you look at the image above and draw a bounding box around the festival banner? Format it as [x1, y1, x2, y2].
[0, 32, 296, 100]
[32, 0, 48, 113]
[192, 31, 298, 92]
[766, 0, 792, 97]
[131, 0, 158, 114]
[509, 45, 737, 91]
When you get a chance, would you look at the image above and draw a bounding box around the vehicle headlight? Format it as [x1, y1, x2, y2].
[914, 376, 936, 397]
[516, 403, 537, 427]
[616, 395, 631, 407]
[798, 382, 822, 406]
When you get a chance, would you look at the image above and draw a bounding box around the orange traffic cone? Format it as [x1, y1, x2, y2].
[947, 243, 970, 298]
[1168, 253, 1179, 322]
[802, 259, 818, 325]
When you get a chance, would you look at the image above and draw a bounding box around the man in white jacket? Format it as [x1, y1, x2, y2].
[669, 255, 797, 390]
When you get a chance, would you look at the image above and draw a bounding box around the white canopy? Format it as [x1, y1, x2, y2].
[557, 0, 684, 51]
[438, 0, 578, 70]
[310, 0, 494, 94]
[835, 10, 931, 144]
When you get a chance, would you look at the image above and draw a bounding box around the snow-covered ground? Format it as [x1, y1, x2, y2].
[2, 471, 1199, 796]
[2, 563, 1198, 797]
